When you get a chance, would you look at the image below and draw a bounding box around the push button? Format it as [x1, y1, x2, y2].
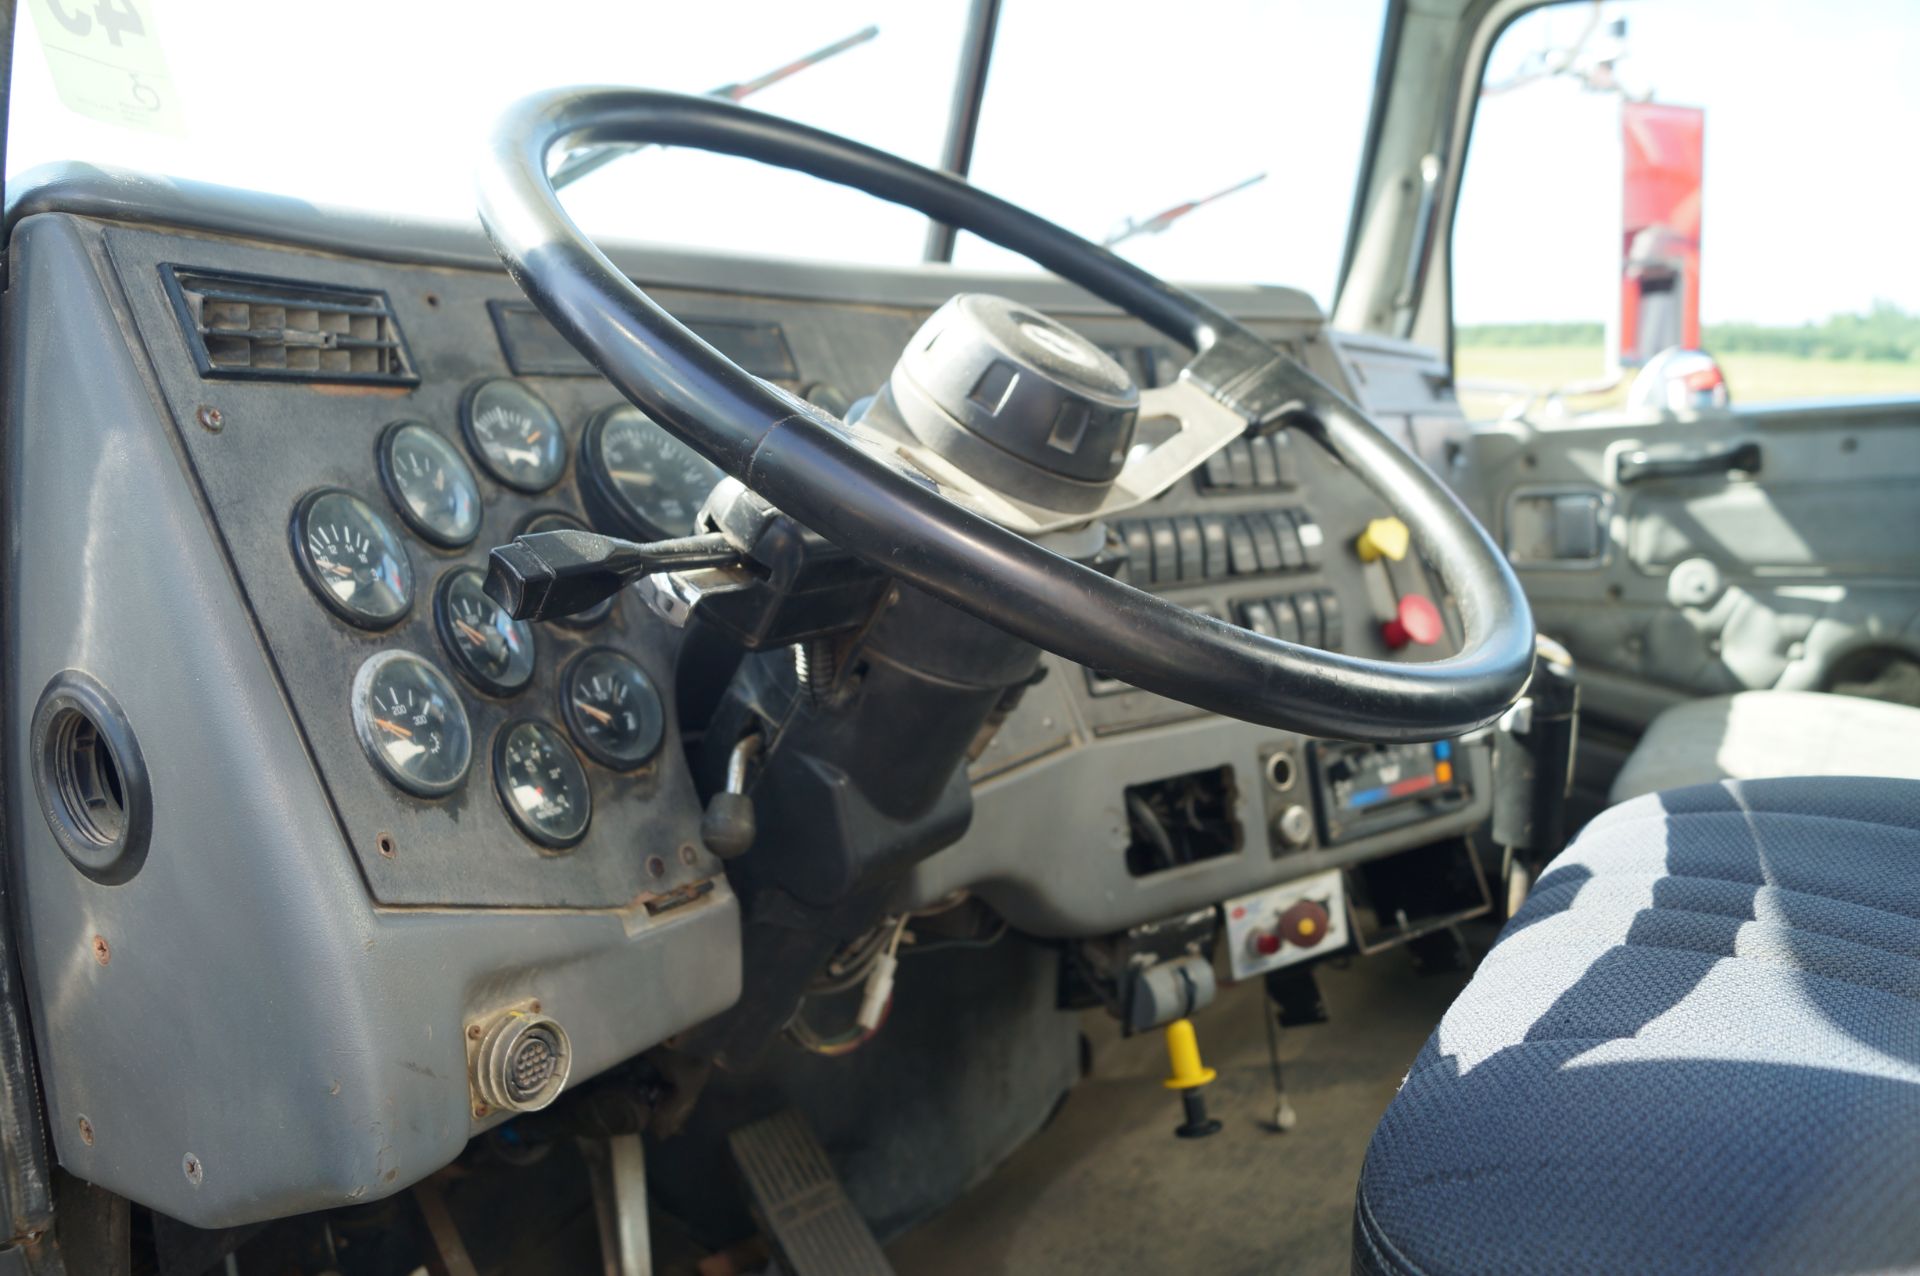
[1356, 516, 1410, 563]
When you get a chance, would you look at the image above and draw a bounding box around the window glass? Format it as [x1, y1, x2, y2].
[954, 0, 1387, 308]
[1455, 0, 1920, 419]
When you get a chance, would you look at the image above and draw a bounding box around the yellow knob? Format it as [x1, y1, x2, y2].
[1162, 1017, 1217, 1091]
[1357, 516, 1410, 563]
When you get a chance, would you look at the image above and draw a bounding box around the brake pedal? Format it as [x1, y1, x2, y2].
[727, 1109, 893, 1276]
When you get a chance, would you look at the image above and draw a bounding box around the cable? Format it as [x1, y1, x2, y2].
[1263, 996, 1297, 1132]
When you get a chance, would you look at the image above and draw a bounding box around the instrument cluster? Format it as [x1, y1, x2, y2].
[287, 377, 710, 852]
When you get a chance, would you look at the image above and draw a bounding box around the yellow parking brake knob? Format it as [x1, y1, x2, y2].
[1357, 516, 1411, 563]
[1161, 1018, 1222, 1138]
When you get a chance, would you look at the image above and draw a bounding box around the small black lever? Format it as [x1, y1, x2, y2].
[484, 529, 743, 622]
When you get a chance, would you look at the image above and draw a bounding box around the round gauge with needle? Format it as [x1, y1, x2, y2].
[291, 488, 414, 628]
[434, 568, 536, 696]
[350, 651, 472, 798]
[492, 719, 592, 849]
[579, 404, 725, 538]
[461, 379, 566, 492]
[378, 420, 482, 548]
[561, 648, 665, 770]
[516, 511, 614, 628]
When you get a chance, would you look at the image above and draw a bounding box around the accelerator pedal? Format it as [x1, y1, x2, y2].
[727, 1109, 893, 1276]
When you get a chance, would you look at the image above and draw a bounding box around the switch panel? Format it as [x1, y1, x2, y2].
[1222, 869, 1350, 980]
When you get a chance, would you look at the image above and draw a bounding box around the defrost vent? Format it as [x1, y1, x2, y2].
[161, 265, 418, 384]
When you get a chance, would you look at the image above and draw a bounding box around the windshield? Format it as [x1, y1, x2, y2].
[7, 0, 1382, 304]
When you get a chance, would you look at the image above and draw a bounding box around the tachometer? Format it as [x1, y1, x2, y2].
[561, 648, 665, 770]
[462, 379, 566, 492]
[435, 568, 536, 696]
[517, 511, 616, 627]
[579, 404, 725, 538]
[350, 650, 472, 798]
[492, 719, 592, 849]
[378, 420, 482, 548]
[291, 488, 414, 628]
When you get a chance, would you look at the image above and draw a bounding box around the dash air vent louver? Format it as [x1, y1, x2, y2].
[160, 265, 418, 385]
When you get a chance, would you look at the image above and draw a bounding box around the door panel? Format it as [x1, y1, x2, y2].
[1469, 398, 1920, 742]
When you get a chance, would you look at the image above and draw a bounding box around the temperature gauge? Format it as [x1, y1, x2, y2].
[292, 488, 414, 628]
[462, 379, 566, 492]
[350, 651, 472, 798]
[580, 404, 724, 538]
[435, 568, 536, 696]
[561, 648, 665, 770]
[492, 719, 592, 849]
[378, 421, 482, 548]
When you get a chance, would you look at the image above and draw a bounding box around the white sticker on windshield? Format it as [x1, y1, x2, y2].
[25, 0, 184, 136]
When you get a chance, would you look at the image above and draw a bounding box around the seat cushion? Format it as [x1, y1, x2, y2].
[1609, 690, 1920, 805]
[1355, 776, 1920, 1275]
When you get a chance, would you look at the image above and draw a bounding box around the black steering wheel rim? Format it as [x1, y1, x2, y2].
[477, 87, 1534, 740]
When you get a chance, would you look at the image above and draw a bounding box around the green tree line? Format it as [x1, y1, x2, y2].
[1458, 301, 1920, 362]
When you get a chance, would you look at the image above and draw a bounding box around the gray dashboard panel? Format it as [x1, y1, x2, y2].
[2, 165, 1494, 1226]
[5, 214, 740, 1228]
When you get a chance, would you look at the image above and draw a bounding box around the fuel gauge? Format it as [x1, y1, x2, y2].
[462, 379, 566, 492]
[492, 719, 592, 849]
[378, 421, 482, 548]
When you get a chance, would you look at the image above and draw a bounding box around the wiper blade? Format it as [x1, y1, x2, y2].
[1102, 172, 1267, 249]
[550, 26, 881, 190]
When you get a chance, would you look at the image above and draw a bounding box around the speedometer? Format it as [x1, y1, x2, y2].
[579, 404, 725, 538]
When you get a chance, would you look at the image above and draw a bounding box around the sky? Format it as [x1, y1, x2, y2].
[1457, 0, 1920, 326]
[7, 0, 1916, 326]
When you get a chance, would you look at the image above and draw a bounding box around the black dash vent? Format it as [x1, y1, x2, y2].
[161, 265, 418, 384]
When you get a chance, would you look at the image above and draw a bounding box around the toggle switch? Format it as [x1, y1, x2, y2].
[1356, 516, 1410, 563]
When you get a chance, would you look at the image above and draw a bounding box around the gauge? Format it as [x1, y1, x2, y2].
[350, 651, 472, 798]
[462, 379, 566, 492]
[291, 488, 414, 628]
[579, 404, 725, 538]
[434, 568, 537, 696]
[378, 421, 482, 548]
[517, 511, 614, 628]
[492, 719, 592, 849]
[561, 648, 665, 770]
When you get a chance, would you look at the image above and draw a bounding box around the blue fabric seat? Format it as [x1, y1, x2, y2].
[1355, 777, 1920, 1275]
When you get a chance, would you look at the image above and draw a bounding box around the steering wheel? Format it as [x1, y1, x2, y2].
[477, 89, 1534, 740]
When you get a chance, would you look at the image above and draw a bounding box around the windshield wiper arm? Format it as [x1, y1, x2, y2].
[550, 26, 881, 190]
[1102, 172, 1267, 249]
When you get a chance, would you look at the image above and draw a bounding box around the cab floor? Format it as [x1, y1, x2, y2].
[886, 945, 1471, 1276]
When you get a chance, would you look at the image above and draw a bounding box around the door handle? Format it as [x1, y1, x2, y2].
[1617, 440, 1761, 486]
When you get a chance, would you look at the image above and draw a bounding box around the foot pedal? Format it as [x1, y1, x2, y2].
[728, 1109, 893, 1276]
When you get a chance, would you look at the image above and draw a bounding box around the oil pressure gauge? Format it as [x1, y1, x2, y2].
[435, 568, 536, 696]
[462, 379, 566, 492]
[561, 648, 665, 770]
[350, 651, 472, 798]
[493, 719, 592, 849]
[579, 404, 725, 538]
[378, 421, 482, 548]
[292, 488, 414, 628]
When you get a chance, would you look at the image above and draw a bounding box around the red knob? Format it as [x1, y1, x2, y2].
[1382, 594, 1443, 649]
[1277, 900, 1332, 948]
[1252, 931, 1283, 956]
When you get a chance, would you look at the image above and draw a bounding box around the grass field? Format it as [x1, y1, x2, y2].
[1454, 344, 1920, 421]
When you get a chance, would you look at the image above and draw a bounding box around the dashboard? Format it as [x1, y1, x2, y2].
[0, 166, 1475, 1229]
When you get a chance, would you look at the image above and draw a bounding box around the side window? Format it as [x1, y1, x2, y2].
[1453, 1, 1920, 421]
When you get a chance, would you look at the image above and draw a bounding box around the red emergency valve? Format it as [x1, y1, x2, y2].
[1277, 900, 1332, 948]
[1251, 931, 1283, 957]
[1382, 595, 1443, 649]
